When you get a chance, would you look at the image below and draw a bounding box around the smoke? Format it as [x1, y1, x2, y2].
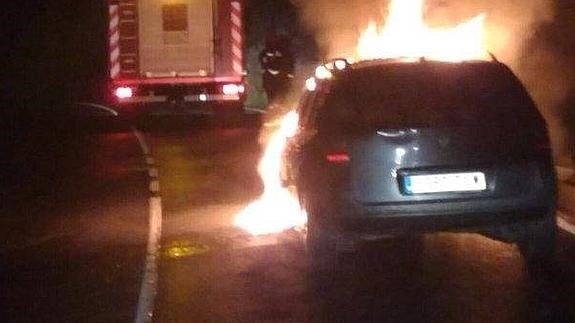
[292, 0, 574, 162]
[291, 0, 383, 59]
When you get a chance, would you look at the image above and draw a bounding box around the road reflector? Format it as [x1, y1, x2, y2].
[163, 240, 210, 259]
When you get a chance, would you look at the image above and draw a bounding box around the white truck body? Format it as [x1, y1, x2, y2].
[107, 0, 245, 107]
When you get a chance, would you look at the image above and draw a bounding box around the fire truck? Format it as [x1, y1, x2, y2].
[106, 0, 246, 113]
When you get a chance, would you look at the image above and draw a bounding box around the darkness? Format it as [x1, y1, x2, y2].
[0, 0, 315, 115]
[1, 1, 570, 126]
[2, 1, 109, 115]
[244, 0, 317, 63]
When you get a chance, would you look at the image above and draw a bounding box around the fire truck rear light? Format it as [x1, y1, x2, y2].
[114, 87, 133, 99]
[326, 152, 350, 163]
[222, 84, 244, 95]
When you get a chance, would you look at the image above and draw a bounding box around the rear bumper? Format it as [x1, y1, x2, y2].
[327, 191, 555, 236]
[338, 207, 551, 236]
[115, 93, 243, 104]
[110, 77, 246, 105]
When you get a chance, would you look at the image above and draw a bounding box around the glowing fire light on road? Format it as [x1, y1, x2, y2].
[234, 111, 307, 235]
[357, 0, 488, 62]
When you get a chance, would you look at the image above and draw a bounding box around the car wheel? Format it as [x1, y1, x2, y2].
[305, 206, 339, 274]
[517, 214, 556, 271]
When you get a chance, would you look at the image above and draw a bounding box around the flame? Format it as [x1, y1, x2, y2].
[234, 111, 307, 236]
[356, 0, 488, 62]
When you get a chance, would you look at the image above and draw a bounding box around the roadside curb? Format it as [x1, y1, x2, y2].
[132, 128, 163, 323]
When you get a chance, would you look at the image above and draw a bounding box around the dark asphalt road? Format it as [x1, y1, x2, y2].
[0, 124, 151, 322]
[2, 112, 575, 323]
[147, 116, 575, 323]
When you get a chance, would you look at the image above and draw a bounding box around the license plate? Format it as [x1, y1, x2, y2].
[403, 172, 487, 194]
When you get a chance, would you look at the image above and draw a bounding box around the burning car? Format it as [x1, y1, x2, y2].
[283, 58, 557, 272]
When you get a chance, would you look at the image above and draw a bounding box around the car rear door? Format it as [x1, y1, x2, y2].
[318, 63, 552, 205]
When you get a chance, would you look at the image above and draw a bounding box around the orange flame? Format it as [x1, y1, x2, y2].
[234, 111, 307, 236]
[235, 0, 489, 236]
[356, 0, 488, 62]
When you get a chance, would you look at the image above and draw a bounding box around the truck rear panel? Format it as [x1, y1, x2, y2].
[107, 0, 245, 106]
[139, 0, 214, 77]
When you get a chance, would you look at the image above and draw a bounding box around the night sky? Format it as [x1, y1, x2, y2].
[3, 1, 108, 109]
[1, 0, 313, 113]
[1, 1, 572, 122]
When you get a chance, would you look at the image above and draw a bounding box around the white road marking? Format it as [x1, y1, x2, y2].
[148, 168, 159, 178]
[135, 196, 163, 323]
[149, 180, 161, 194]
[557, 212, 575, 236]
[132, 127, 151, 156]
[131, 128, 163, 323]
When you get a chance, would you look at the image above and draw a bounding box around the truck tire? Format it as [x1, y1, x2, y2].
[517, 214, 556, 272]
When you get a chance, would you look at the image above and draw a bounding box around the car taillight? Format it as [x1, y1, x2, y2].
[325, 152, 350, 163]
[222, 84, 245, 95]
[114, 87, 133, 99]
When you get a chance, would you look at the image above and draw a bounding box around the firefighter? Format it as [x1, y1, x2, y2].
[259, 33, 295, 107]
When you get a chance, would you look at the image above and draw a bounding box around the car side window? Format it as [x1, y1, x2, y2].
[305, 84, 331, 132]
[314, 81, 360, 133]
[297, 93, 312, 130]
[298, 90, 321, 131]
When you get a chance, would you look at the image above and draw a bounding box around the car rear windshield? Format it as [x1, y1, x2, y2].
[318, 62, 540, 130]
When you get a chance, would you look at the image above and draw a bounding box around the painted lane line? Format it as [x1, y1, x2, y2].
[148, 168, 159, 179]
[131, 127, 151, 156]
[557, 213, 575, 236]
[132, 127, 155, 167]
[131, 127, 163, 323]
[149, 180, 161, 194]
[135, 196, 163, 323]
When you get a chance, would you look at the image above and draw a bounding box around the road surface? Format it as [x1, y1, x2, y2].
[2, 112, 575, 323]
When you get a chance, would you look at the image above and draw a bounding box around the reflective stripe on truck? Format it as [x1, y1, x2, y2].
[230, 1, 243, 75]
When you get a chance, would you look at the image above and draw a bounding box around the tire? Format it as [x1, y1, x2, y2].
[517, 214, 556, 271]
[305, 205, 339, 274]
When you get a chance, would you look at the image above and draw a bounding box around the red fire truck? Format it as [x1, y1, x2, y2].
[106, 0, 246, 113]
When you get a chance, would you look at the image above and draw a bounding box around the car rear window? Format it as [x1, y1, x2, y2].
[317, 62, 540, 130]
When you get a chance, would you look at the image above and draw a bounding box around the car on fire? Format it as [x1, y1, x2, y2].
[282, 58, 557, 272]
